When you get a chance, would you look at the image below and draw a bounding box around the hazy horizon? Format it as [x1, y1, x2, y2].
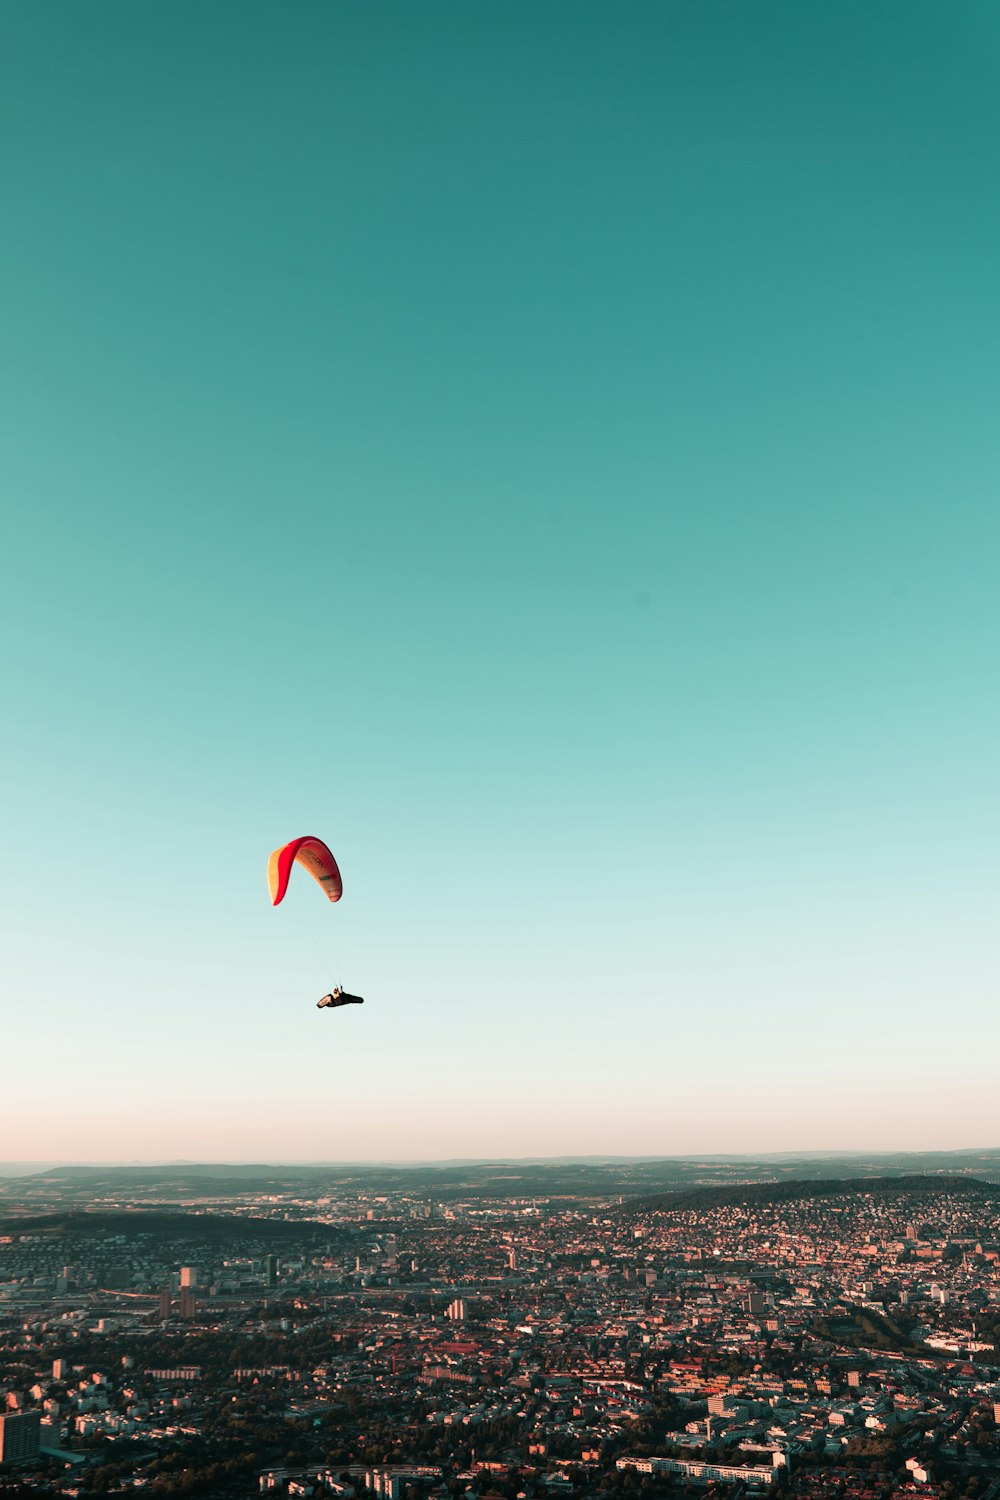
[5, 1143, 1000, 1175]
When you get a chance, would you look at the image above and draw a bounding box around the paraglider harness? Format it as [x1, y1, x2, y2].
[317, 987, 364, 1009]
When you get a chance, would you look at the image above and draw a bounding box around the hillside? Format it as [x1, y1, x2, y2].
[0, 1210, 336, 1239]
[625, 1173, 998, 1213]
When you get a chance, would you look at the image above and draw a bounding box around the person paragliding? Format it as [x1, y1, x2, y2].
[317, 987, 365, 1009]
[268, 835, 365, 1012]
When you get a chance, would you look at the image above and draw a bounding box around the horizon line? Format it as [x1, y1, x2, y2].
[3, 1144, 1000, 1173]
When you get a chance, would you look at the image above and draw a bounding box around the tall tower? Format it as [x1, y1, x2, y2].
[0, 1412, 41, 1465]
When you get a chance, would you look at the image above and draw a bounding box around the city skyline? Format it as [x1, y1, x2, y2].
[3, 1165, 1000, 1490]
[5, 1, 1000, 1162]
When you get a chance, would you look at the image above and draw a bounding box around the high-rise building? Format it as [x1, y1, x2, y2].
[446, 1298, 466, 1321]
[179, 1266, 197, 1289]
[264, 1254, 279, 1288]
[179, 1288, 197, 1320]
[366, 1471, 400, 1499]
[0, 1410, 41, 1465]
[52, 1359, 68, 1381]
[159, 1287, 172, 1321]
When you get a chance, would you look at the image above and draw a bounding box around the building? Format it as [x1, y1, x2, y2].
[265, 1254, 279, 1288]
[179, 1287, 197, 1320]
[0, 1410, 41, 1466]
[617, 1456, 777, 1488]
[366, 1471, 400, 1500]
[445, 1298, 465, 1322]
[179, 1266, 197, 1288]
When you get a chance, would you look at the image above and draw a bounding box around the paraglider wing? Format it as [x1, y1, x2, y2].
[268, 836, 344, 906]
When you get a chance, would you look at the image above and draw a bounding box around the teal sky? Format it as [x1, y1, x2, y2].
[3, 2, 999, 1162]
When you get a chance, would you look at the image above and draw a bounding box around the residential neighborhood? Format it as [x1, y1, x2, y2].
[3, 1172, 1000, 1499]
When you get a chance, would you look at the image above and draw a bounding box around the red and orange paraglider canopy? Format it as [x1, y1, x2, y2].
[267, 835, 343, 906]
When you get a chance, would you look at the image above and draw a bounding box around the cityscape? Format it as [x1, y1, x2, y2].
[3, 1159, 1000, 1499]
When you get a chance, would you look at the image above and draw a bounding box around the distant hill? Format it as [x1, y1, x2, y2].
[625, 1174, 999, 1214]
[36, 1163, 286, 1180]
[0, 1209, 337, 1239]
[4, 1154, 1000, 1206]
[30, 1164, 313, 1193]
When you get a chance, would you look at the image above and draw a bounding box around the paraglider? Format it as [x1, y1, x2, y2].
[268, 836, 365, 1012]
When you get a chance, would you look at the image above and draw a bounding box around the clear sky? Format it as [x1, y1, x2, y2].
[3, 1, 999, 1163]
